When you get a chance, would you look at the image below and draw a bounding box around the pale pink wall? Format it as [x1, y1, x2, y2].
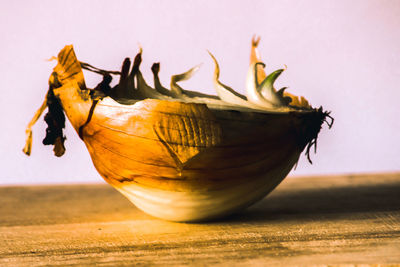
[1, 0, 399, 184]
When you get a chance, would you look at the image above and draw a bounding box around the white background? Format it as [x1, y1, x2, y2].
[1, 0, 399, 185]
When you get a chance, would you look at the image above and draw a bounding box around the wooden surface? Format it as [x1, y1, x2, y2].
[1, 173, 399, 266]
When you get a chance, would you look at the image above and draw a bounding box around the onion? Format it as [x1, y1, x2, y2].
[23, 38, 333, 222]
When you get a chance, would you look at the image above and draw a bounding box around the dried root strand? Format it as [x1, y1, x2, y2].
[324, 111, 334, 129]
[304, 109, 334, 164]
[80, 61, 121, 75]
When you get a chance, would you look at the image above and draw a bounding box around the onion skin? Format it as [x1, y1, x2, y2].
[27, 44, 331, 222]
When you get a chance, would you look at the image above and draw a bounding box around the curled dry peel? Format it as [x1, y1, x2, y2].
[24, 38, 332, 222]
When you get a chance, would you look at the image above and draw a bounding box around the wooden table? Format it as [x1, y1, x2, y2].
[1, 173, 399, 266]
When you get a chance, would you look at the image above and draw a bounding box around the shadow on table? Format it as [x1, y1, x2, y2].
[224, 179, 400, 223]
[2, 177, 399, 226]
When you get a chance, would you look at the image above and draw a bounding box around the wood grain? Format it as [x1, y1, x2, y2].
[1, 173, 399, 265]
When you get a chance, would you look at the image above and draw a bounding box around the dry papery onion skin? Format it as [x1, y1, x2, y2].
[23, 38, 333, 222]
